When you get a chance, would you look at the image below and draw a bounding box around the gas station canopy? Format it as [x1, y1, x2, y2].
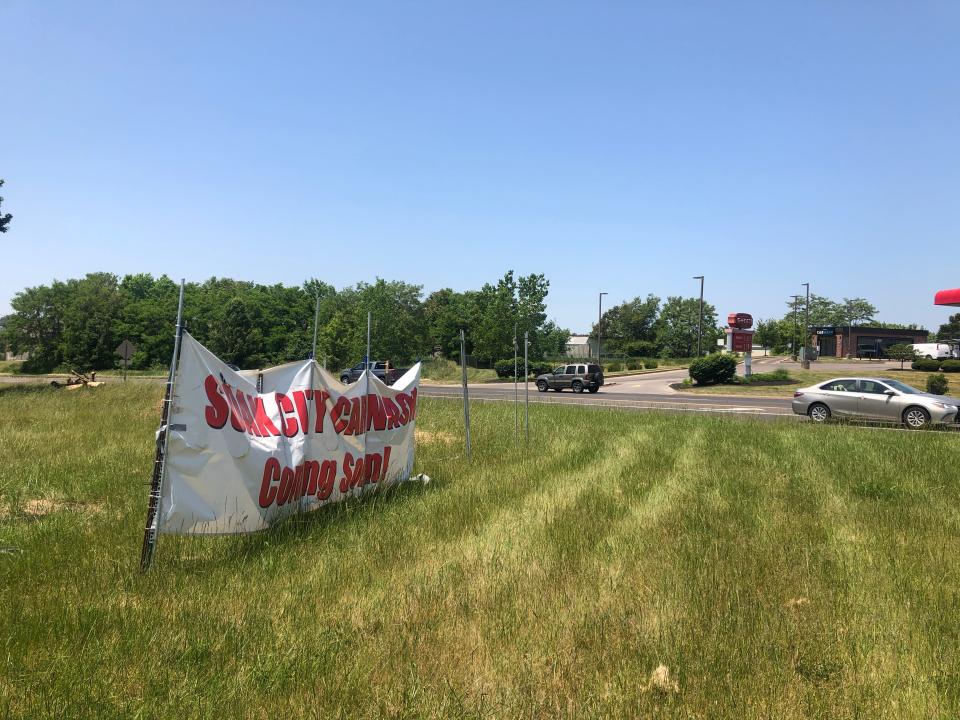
[934, 288, 960, 307]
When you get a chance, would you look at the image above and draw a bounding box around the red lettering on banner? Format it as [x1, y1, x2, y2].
[259, 458, 281, 507]
[253, 396, 280, 437]
[331, 396, 350, 434]
[365, 452, 381, 486]
[277, 467, 295, 505]
[275, 393, 299, 437]
[396, 393, 410, 426]
[409, 388, 418, 421]
[345, 397, 363, 435]
[382, 397, 400, 429]
[316, 460, 336, 500]
[235, 390, 259, 436]
[292, 390, 311, 435]
[367, 394, 386, 432]
[340, 452, 354, 493]
[304, 460, 320, 495]
[204, 375, 229, 429]
[221, 382, 248, 432]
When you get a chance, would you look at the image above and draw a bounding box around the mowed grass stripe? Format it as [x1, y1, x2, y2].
[1, 385, 959, 718]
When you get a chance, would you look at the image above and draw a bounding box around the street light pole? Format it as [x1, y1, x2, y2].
[693, 276, 704, 357]
[802, 282, 811, 368]
[597, 292, 608, 366]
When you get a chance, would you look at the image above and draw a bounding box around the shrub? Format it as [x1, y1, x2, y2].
[626, 360, 641, 371]
[927, 373, 949, 395]
[688, 353, 737, 386]
[527, 361, 554, 378]
[493, 359, 519, 379]
[912, 358, 942, 372]
[643, 359, 659, 369]
[606, 362, 623, 372]
[941, 360, 960, 373]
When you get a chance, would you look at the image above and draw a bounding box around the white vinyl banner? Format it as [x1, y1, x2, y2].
[158, 333, 420, 534]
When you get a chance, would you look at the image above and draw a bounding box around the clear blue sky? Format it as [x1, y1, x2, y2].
[3, 1, 958, 332]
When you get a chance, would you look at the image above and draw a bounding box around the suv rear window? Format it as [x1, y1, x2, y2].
[588, 364, 601, 373]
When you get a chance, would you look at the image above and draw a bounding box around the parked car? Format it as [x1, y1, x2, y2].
[339, 360, 406, 385]
[909, 343, 956, 360]
[792, 377, 959, 428]
[536, 363, 604, 394]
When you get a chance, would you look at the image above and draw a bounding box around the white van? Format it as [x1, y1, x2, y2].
[909, 343, 955, 359]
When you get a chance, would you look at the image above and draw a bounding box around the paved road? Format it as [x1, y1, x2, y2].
[420, 357, 909, 421]
[421, 381, 796, 420]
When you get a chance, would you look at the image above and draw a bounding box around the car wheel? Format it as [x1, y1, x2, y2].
[903, 406, 930, 430]
[808, 403, 831, 423]
[536, 380, 548, 393]
[572, 380, 584, 393]
[588, 387, 599, 393]
[340, 376, 350, 384]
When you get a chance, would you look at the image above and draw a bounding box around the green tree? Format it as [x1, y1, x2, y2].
[656, 296, 719, 358]
[753, 319, 783, 352]
[590, 294, 660, 356]
[424, 288, 474, 358]
[886, 343, 917, 370]
[0, 179, 11, 234]
[937, 313, 960, 341]
[841, 297, 878, 326]
[4, 282, 68, 371]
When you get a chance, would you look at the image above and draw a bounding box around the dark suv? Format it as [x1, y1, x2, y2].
[536, 363, 604, 393]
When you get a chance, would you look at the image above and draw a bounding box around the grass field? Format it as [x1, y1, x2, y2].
[2, 384, 960, 718]
[680, 369, 960, 398]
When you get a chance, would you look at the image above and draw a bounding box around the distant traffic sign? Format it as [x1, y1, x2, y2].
[116, 340, 137, 362]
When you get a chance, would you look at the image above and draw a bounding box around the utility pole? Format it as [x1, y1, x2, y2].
[802, 282, 811, 369]
[693, 276, 704, 357]
[597, 292, 608, 365]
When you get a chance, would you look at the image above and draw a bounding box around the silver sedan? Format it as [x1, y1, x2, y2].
[792, 377, 959, 429]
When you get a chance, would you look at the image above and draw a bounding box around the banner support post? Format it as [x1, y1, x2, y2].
[140, 278, 186, 571]
[311, 293, 320, 359]
[514, 322, 518, 440]
[524, 331, 529, 443]
[461, 329, 471, 459]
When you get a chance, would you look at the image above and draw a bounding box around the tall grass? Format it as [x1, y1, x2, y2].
[1, 384, 959, 718]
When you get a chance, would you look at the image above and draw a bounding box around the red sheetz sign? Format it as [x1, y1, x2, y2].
[727, 313, 753, 329]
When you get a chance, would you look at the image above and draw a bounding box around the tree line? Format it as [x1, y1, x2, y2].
[749, 295, 944, 354]
[588, 294, 723, 359]
[0, 271, 571, 373]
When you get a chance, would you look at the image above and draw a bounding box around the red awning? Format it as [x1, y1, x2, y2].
[935, 288, 960, 306]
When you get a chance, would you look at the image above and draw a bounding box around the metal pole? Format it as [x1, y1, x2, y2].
[524, 331, 529, 442]
[140, 278, 186, 571]
[802, 283, 810, 368]
[694, 276, 704, 357]
[598, 291, 607, 366]
[514, 322, 518, 439]
[461, 329, 471, 459]
[364, 311, 371, 471]
[311, 293, 320, 359]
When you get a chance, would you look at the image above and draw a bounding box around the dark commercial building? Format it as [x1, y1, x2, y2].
[811, 326, 928, 359]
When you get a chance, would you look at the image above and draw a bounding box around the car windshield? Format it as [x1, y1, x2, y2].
[883, 379, 921, 394]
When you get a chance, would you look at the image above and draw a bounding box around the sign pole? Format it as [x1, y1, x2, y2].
[461, 329, 471, 459]
[524, 331, 529, 443]
[363, 311, 371, 481]
[514, 322, 518, 440]
[311, 293, 320, 359]
[123, 355, 128, 383]
[140, 279, 186, 571]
